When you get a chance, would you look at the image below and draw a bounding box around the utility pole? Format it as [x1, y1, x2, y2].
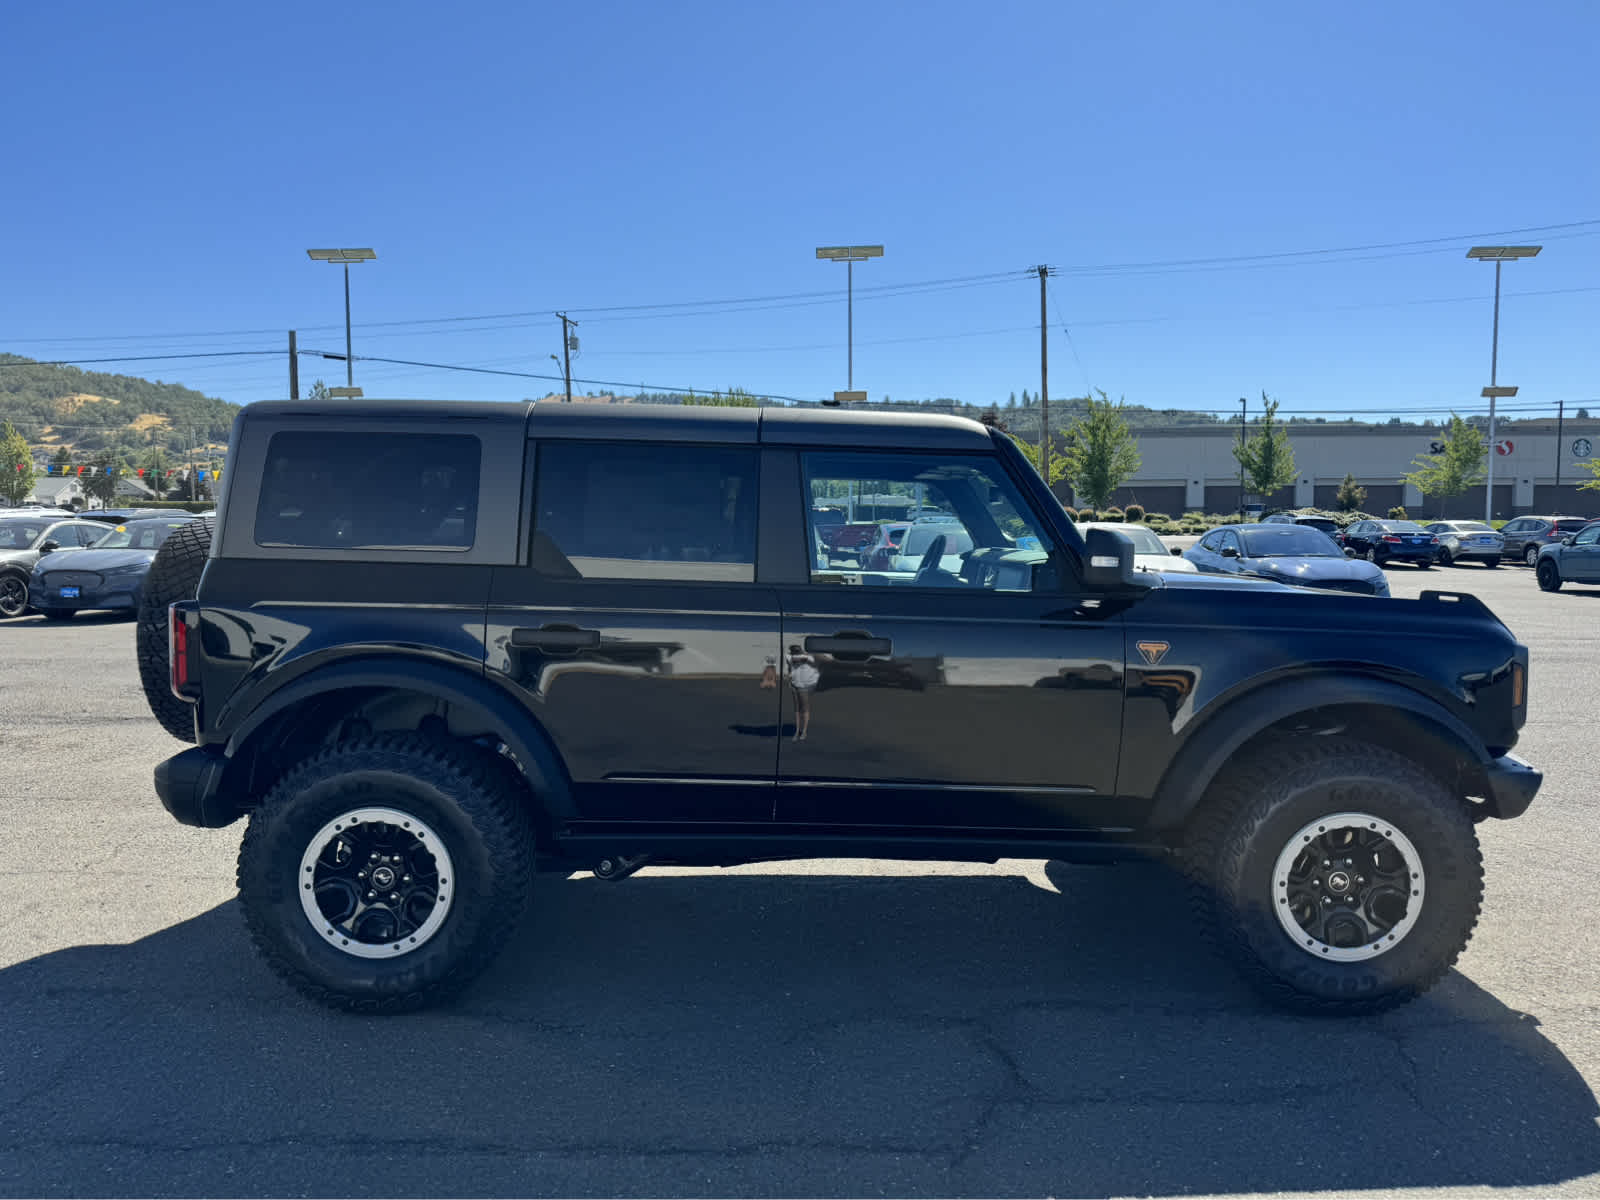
[288, 330, 299, 400]
[1239, 397, 1248, 516]
[1034, 266, 1054, 486]
[1556, 399, 1564, 493]
[556, 313, 577, 403]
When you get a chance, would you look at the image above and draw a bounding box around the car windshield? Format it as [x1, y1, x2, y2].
[89, 519, 190, 550]
[0, 519, 47, 549]
[1448, 522, 1493, 532]
[900, 525, 975, 557]
[1100, 525, 1167, 556]
[1381, 521, 1426, 532]
[1240, 527, 1342, 557]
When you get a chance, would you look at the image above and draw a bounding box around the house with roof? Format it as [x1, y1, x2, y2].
[23, 476, 85, 508]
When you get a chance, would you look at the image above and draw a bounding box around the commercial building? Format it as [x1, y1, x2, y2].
[1074, 418, 1600, 519]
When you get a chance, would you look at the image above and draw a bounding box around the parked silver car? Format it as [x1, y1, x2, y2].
[1423, 520, 1503, 568]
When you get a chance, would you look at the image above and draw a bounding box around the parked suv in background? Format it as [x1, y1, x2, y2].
[142, 400, 1540, 1017]
[1534, 519, 1600, 592]
[1260, 513, 1342, 539]
[1498, 515, 1591, 567]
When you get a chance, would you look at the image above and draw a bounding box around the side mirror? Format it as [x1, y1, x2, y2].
[1169, 546, 1182, 556]
[38, 540, 59, 554]
[1081, 527, 1136, 590]
[1220, 546, 1240, 559]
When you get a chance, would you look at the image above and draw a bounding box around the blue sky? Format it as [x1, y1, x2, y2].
[3, 0, 1598, 424]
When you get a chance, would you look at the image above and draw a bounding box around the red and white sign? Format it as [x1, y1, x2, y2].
[1494, 440, 1515, 456]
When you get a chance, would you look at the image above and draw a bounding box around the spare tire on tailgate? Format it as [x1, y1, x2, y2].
[137, 516, 213, 741]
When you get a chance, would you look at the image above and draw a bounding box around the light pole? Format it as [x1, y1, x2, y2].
[1238, 396, 1248, 516]
[1467, 245, 1540, 521]
[815, 244, 883, 402]
[307, 248, 377, 388]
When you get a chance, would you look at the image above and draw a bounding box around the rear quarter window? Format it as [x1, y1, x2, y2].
[254, 432, 481, 550]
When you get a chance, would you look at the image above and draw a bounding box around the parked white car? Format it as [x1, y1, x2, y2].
[1078, 522, 1197, 574]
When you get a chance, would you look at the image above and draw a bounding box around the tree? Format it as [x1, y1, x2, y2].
[1014, 436, 1068, 484]
[1578, 408, 1591, 419]
[1, 421, 35, 506]
[1061, 390, 1141, 509]
[1005, 394, 1017, 410]
[52, 445, 71, 472]
[1334, 472, 1367, 512]
[306, 379, 331, 401]
[1577, 456, 1600, 493]
[83, 449, 122, 506]
[1403, 413, 1485, 514]
[1233, 393, 1297, 498]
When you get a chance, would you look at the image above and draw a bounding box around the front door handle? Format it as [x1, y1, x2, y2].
[512, 625, 600, 650]
[804, 633, 892, 657]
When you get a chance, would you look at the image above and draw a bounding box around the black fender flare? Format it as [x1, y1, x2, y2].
[221, 657, 576, 820]
[1145, 674, 1491, 831]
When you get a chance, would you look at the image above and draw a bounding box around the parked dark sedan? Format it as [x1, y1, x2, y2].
[1340, 519, 1438, 567]
[1184, 524, 1390, 596]
[27, 517, 199, 619]
[1498, 515, 1592, 568]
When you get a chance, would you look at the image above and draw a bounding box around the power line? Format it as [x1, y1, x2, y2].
[0, 350, 279, 368]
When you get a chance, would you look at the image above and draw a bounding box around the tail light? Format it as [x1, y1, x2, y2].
[169, 602, 200, 703]
[1429, 536, 1440, 544]
[1383, 535, 1403, 543]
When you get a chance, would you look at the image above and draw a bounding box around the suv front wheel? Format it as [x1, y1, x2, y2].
[237, 735, 534, 1011]
[1186, 738, 1482, 1014]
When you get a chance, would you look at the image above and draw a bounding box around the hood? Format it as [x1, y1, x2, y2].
[1243, 555, 1383, 584]
[33, 547, 155, 573]
[1153, 570, 1302, 594]
[1135, 552, 1197, 574]
[0, 546, 40, 565]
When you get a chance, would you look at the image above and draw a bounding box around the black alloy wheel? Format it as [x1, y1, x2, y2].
[0, 571, 27, 619]
[1536, 558, 1563, 592]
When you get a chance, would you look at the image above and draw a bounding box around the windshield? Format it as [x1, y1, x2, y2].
[1099, 525, 1167, 555]
[1240, 527, 1343, 557]
[1380, 521, 1426, 532]
[1448, 522, 1494, 532]
[0, 520, 47, 550]
[89, 519, 191, 550]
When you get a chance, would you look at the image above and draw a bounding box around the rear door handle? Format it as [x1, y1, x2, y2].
[804, 633, 892, 657]
[512, 625, 600, 650]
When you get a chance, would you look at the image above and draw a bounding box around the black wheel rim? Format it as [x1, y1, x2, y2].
[0, 576, 24, 618]
[1273, 812, 1425, 962]
[297, 807, 454, 959]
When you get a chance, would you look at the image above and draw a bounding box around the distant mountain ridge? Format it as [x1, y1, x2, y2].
[0, 354, 240, 456]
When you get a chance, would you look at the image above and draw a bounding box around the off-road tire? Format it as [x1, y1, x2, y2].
[0, 569, 28, 619]
[136, 516, 213, 741]
[236, 735, 535, 1013]
[1185, 737, 1482, 1015]
[1537, 558, 1563, 592]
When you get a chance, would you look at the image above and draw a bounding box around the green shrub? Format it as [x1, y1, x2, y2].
[1388, 506, 1407, 520]
[1063, 505, 1079, 522]
[1143, 510, 1169, 524]
[1103, 506, 1125, 521]
[1123, 503, 1145, 522]
[1077, 508, 1099, 522]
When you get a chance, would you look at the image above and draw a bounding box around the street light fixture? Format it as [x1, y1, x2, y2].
[1467, 245, 1540, 521]
[307, 248, 377, 389]
[815, 245, 883, 399]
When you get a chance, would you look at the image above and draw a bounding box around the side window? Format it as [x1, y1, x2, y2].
[801, 451, 1050, 592]
[1199, 531, 1221, 551]
[531, 441, 757, 582]
[1575, 524, 1600, 546]
[1220, 530, 1240, 553]
[255, 432, 481, 550]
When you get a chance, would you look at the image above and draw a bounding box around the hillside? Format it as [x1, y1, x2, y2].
[0, 354, 240, 457]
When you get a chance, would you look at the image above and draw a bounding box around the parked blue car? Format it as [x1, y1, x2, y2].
[1184, 523, 1390, 596]
[27, 517, 199, 619]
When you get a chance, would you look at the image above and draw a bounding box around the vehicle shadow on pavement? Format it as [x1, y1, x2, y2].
[3, 863, 1597, 1198]
[0, 611, 134, 628]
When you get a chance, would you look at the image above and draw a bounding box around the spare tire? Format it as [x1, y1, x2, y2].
[137, 516, 214, 741]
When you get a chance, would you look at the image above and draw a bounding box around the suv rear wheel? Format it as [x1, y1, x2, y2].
[1186, 738, 1482, 1015]
[237, 735, 534, 1012]
[1524, 544, 1540, 567]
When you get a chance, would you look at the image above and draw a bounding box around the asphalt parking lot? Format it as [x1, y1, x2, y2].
[2, 563, 1598, 1199]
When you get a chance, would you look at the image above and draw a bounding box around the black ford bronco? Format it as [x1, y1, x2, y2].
[141, 400, 1541, 1013]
